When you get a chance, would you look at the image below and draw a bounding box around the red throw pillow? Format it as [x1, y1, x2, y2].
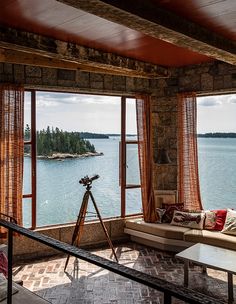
[162, 203, 184, 223]
[0, 252, 8, 277]
[204, 209, 227, 231]
[214, 209, 227, 231]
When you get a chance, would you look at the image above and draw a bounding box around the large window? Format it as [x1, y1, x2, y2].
[197, 93, 236, 210]
[23, 91, 141, 228]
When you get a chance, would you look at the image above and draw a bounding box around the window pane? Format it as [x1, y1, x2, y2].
[23, 198, 32, 228]
[126, 98, 137, 140]
[126, 188, 142, 215]
[23, 146, 31, 194]
[197, 94, 236, 210]
[24, 92, 31, 141]
[126, 143, 140, 185]
[36, 92, 121, 226]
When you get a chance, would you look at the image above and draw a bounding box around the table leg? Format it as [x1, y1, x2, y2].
[184, 260, 189, 287]
[202, 265, 207, 274]
[228, 272, 234, 303]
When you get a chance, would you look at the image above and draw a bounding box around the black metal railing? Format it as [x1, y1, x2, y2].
[0, 219, 224, 304]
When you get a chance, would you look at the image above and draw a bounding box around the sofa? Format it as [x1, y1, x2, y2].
[124, 217, 236, 252]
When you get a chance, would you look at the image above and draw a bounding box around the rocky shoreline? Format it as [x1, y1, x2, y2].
[25, 152, 104, 160]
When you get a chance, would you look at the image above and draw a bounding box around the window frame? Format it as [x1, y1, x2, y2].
[24, 91, 141, 228]
[23, 90, 37, 229]
[120, 97, 141, 217]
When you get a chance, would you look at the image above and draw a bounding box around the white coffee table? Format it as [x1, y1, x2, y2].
[176, 243, 236, 303]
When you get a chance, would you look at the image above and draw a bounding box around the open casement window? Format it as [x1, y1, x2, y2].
[120, 97, 142, 217]
[23, 90, 36, 229]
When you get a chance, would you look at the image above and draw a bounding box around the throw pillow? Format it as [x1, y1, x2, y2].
[156, 208, 166, 223]
[204, 209, 227, 231]
[162, 203, 184, 223]
[170, 210, 205, 229]
[221, 209, 236, 235]
[204, 210, 216, 230]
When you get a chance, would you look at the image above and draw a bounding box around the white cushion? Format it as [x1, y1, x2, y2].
[222, 209, 236, 235]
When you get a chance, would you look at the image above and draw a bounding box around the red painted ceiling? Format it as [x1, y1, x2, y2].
[0, 0, 235, 67]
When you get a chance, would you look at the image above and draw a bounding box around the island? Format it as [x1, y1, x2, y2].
[79, 132, 109, 139]
[24, 125, 103, 159]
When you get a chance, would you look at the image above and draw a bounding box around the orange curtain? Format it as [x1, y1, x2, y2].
[136, 95, 157, 222]
[177, 92, 202, 210]
[0, 84, 24, 233]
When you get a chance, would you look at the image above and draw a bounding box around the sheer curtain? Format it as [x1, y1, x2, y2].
[177, 92, 202, 210]
[0, 84, 24, 235]
[136, 95, 157, 222]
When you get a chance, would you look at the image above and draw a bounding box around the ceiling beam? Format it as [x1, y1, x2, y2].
[0, 26, 169, 79]
[56, 0, 236, 65]
[0, 48, 149, 77]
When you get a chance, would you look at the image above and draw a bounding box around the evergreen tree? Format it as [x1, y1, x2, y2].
[24, 124, 31, 141]
[24, 124, 31, 154]
[33, 126, 97, 156]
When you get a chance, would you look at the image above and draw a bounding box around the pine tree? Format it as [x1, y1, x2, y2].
[35, 126, 97, 156]
[24, 124, 31, 141]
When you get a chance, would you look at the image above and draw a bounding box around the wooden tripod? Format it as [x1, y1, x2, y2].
[64, 182, 118, 271]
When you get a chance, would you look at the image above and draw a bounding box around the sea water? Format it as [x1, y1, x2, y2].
[23, 137, 141, 227]
[23, 137, 236, 227]
[198, 137, 236, 210]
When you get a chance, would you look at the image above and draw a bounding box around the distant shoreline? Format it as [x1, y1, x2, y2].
[25, 152, 104, 160]
[198, 133, 236, 138]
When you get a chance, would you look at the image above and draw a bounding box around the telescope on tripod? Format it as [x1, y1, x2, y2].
[79, 174, 99, 188]
[64, 174, 118, 271]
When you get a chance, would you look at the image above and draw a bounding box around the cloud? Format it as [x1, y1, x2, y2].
[198, 97, 222, 107]
[228, 97, 236, 104]
[198, 94, 236, 107]
[36, 92, 120, 108]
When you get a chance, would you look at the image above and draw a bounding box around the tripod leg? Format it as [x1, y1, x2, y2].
[64, 191, 90, 271]
[89, 191, 118, 263]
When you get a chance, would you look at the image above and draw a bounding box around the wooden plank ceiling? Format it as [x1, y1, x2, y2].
[153, 0, 236, 41]
[0, 0, 235, 67]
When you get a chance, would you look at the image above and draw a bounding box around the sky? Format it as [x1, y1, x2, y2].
[25, 92, 137, 134]
[197, 94, 236, 133]
[25, 92, 236, 134]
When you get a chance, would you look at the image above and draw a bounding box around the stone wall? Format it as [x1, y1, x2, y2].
[12, 218, 128, 261]
[0, 63, 150, 95]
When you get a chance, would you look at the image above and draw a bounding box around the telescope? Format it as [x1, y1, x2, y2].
[79, 174, 99, 186]
[64, 172, 118, 271]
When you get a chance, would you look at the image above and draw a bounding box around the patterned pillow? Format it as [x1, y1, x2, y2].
[170, 210, 205, 229]
[221, 209, 236, 235]
[156, 208, 166, 223]
[204, 209, 227, 231]
[161, 203, 184, 223]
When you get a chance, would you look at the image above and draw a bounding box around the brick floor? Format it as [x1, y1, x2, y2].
[13, 242, 232, 303]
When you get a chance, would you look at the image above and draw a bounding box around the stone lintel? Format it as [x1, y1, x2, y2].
[0, 26, 169, 79]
